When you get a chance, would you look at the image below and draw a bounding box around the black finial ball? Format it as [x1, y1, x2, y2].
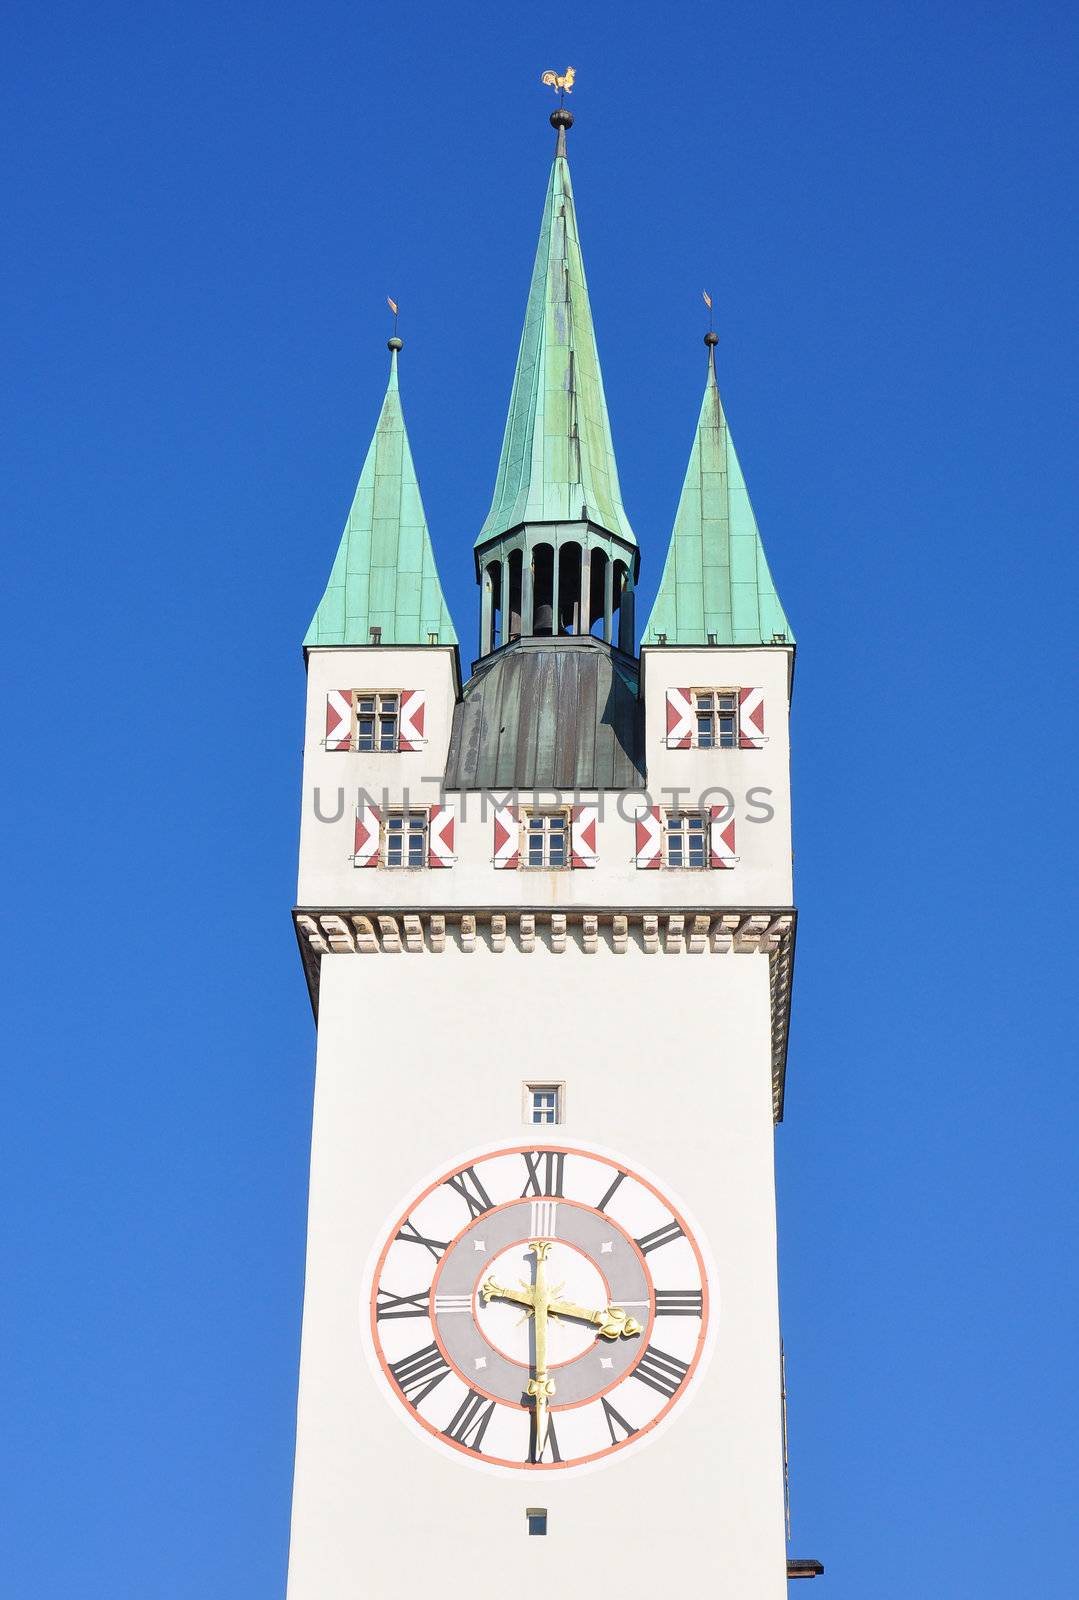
[550, 108, 574, 130]
[704, 331, 719, 347]
[388, 336, 403, 352]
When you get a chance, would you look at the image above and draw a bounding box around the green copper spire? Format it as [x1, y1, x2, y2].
[643, 339, 793, 647]
[476, 113, 636, 550]
[304, 341, 458, 649]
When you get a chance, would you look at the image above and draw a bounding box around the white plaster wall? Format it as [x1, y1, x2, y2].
[286, 948, 787, 1598]
[298, 645, 793, 910]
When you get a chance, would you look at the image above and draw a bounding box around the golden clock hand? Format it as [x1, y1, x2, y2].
[547, 1297, 643, 1340]
[526, 1241, 555, 1459]
[480, 1276, 536, 1313]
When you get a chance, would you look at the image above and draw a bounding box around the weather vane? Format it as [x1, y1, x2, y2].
[702, 289, 719, 353]
[541, 66, 576, 107]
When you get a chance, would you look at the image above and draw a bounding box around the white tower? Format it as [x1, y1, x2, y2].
[288, 108, 805, 1597]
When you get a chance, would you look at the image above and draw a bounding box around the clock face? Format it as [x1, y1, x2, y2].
[367, 1143, 711, 1471]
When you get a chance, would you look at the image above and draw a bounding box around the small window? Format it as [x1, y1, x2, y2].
[524, 1083, 564, 1125]
[664, 810, 709, 870]
[356, 692, 399, 752]
[383, 810, 428, 868]
[696, 689, 737, 749]
[526, 1508, 548, 1536]
[522, 809, 569, 870]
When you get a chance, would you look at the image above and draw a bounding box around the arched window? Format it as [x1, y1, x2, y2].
[533, 543, 554, 636]
[507, 549, 523, 641]
[589, 549, 609, 639]
[487, 560, 503, 650]
[558, 542, 582, 634]
[614, 561, 635, 653]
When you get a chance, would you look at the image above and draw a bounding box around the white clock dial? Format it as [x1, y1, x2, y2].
[368, 1144, 711, 1471]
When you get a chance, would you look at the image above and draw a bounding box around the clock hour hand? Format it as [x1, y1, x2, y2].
[479, 1277, 536, 1313]
[547, 1298, 643, 1340]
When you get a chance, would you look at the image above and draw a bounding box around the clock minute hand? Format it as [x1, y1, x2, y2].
[479, 1249, 556, 1460]
[547, 1297, 643, 1340]
[526, 1241, 555, 1460]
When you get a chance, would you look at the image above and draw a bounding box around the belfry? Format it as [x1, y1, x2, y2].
[289, 94, 814, 1597]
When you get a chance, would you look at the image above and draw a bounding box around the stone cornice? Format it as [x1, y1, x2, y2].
[293, 906, 797, 1124]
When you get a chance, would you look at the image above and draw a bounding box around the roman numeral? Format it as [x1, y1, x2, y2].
[444, 1165, 495, 1219]
[530, 1199, 558, 1238]
[600, 1395, 638, 1445]
[442, 1390, 496, 1453]
[521, 1150, 565, 1198]
[375, 1288, 429, 1320]
[634, 1220, 685, 1255]
[389, 1342, 450, 1406]
[654, 1289, 703, 1317]
[595, 1169, 627, 1212]
[395, 1219, 449, 1260]
[632, 1344, 690, 1399]
[433, 1293, 472, 1316]
[530, 1412, 562, 1464]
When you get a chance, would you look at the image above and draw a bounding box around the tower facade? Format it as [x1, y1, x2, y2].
[289, 111, 798, 1597]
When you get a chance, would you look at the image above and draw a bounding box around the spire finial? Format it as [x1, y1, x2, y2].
[541, 66, 575, 155]
[386, 295, 401, 353]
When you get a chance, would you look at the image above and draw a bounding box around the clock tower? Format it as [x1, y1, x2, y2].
[289, 105, 804, 1596]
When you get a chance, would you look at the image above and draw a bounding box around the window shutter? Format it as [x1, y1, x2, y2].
[325, 690, 353, 751]
[738, 687, 766, 749]
[428, 804, 455, 867]
[398, 689, 427, 751]
[353, 803, 381, 868]
[635, 806, 662, 868]
[665, 688, 694, 749]
[709, 806, 737, 869]
[570, 804, 598, 868]
[492, 805, 520, 869]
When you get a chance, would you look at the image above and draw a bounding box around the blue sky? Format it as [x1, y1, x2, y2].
[3, 1, 1077, 1594]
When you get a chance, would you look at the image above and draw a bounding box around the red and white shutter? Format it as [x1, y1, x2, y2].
[665, 687, 694, 749]
[353, 803, 381, 868]
[635, 806, 662, 868]
[738, 687, 766, 749]
[709, 806, 737, 869]
[570, 804, 598, 868]
[428, 804, 455, 867]
[398, 689, 427, 752]
[325, 689, 353, 751]
[492, 806, 520, 870]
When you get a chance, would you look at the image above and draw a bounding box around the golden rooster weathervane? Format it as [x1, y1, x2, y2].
[541, 66, 576, 106]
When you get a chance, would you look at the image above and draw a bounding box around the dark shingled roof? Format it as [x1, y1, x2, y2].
[443, 637, 645, 791]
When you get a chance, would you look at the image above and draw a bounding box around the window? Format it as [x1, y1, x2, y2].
[664, 810, 709, 869]
[695, 690, 738, 749]
[524, 1083, 564, 1125]
[522, 810, 569, 869]
[356, 692, 399, 752]
[526, 1508, 548, 1537]
[383, 810, 427, 868]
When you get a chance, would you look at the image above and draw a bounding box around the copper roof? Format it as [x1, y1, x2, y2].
[443, 637, 644, 792]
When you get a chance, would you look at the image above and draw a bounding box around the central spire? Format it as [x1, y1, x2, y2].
[477, 109, 636, 549]
[473, 109, 638, 657]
